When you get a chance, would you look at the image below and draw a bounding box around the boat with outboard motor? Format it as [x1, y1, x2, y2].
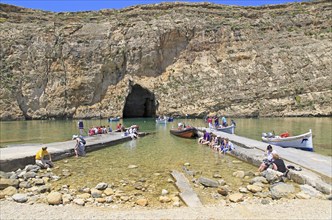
[262, 129, 313, 151]
[170, 127, 198, 139]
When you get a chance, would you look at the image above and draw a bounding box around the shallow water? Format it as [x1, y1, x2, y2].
[1, 117, 331, 155]
[51, 122, 258, 206]
[2, 117, 326, 206]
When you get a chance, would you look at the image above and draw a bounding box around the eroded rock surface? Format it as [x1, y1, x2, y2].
[1, 1, 331, 120]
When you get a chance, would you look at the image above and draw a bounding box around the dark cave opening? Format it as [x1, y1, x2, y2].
[123, 84, 156, 118]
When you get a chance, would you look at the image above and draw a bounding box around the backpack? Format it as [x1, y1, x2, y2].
[80, 137, 86, 145]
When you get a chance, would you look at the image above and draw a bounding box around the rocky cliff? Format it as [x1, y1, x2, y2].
[0, 0, 331, 120]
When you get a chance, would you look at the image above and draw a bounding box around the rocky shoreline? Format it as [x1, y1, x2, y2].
[1, 162, 330, 209]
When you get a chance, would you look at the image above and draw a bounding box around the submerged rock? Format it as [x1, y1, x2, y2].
[95, 182, 108, 190]
[128, 165, 138, 169]
[198, 177, 219, 188]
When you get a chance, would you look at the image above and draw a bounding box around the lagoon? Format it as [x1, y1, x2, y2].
[0, 117, 331, 207]
[1, 117, 331, 156]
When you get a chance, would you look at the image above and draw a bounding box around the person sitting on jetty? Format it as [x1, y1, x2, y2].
[272, 153, 287, 174]
[211, 136, 222, 151]
[209, 135, 219, 148]
[115, 123, 126, 132]
[221, 138, 234, 154]
[198, 130, 210, 144]
[73, 135, 86, 157]
[215, 137, 225, 152]
[258, 145, 277, 172]
[128, 126, 138, 139]
[88, 127, 95, 136]
[35, 146, 53, 169]
[200, 131, 212, 145]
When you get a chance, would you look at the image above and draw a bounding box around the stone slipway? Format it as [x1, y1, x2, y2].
[0, 132, 147, 172]
[197, 127, 332, 194]
[171, 170, 202, 207]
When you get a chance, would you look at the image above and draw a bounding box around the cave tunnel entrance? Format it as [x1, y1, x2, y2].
[123, 84, 156, 118]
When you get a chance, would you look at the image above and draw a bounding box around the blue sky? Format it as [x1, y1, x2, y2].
[1, 0, 308, 12]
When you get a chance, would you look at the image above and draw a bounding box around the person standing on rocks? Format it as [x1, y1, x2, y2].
[78, 120, 84, 135]
[35, 146, 53, 169]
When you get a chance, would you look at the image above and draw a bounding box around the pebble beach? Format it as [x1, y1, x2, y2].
[1, 198, 331, 219]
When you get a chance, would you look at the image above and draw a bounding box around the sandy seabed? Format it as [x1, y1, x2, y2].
[1, 199, 331, 220]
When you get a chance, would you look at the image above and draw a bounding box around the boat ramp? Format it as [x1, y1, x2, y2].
[197, 127, 332, 194]
[0, 132, 147, 172]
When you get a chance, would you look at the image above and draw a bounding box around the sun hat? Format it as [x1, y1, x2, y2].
[72, 135, 78, 140]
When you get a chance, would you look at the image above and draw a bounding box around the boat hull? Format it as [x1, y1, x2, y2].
[108, 117, 120, 122]
[156, 119, 167, 124]
[215, 124, 235, 134]
[262, 130, 313, 151]
[170, 128, 198, 138]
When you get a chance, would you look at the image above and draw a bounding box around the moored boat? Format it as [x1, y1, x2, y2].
[156, 118, 167, 124]
[108, 116, 120, 122]
[170, 127, 198, 138]
[262, 129, 313, 151]
[215, 124, 236, 134]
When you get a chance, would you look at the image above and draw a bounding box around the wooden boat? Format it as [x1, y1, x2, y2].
[108, 116, 120, 122]
[170, 127, 198, 138]
[215, 124, 235, 134]
[262, 129, 313, 151]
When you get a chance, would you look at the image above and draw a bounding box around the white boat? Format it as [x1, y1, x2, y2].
[156, 118, 167, 124]
[108, 116, 120, 122]
[215, 124, 236, 134]
[262, 129, 313, 151]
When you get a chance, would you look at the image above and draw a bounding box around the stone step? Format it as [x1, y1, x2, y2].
[171, 170, 202, 207]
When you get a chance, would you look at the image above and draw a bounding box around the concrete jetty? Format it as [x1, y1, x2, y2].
[197, 127, 332, 194]
[0, 132, 147, 172]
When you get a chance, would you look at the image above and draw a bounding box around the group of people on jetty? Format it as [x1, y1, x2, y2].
[33, 119, 291, 179]
[205, 115, 236, 129]
[32, 120, 140, 168]
[197, 129, 291, 176]
[198, 130, 235, 154]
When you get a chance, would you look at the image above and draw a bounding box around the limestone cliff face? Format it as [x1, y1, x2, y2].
[0, 1, 331, 120]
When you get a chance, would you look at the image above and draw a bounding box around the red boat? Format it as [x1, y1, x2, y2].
[170, 127, 198, 139]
